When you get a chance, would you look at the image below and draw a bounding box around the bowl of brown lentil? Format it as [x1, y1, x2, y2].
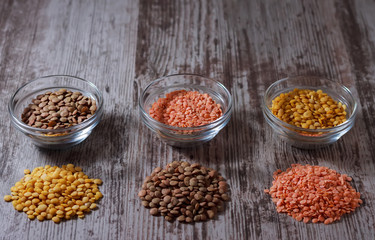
[262, 76, 357, 149]
[139, 74, 233, 147]
[8, 75, 103, 149]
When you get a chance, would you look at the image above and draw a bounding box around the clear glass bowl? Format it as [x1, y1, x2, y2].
[139, 74, 233, 147]
[8, 75, 103, 149]
[262, 76, 358, 149]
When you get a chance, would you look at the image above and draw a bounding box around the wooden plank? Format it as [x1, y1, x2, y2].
[0, 0, 374, 239]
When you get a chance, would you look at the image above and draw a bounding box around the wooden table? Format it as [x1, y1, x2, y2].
[1, 0, 374, 239]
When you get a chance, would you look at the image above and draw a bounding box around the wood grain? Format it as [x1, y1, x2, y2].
[1, 0, 375, 239]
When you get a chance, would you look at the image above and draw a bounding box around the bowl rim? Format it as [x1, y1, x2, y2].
[8, 74, 104, 134]
[262, 75, 358, 134]
[139, 73, 233, 131]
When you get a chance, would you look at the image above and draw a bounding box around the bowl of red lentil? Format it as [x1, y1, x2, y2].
[139, 74, 233, 147]
[262, 76, 357, 149]
[8, 75, 103, 149]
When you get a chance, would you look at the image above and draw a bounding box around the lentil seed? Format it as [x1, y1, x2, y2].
[138, 190, 147, 197]
[4, 195, 12, 202]
[177, 215, 185, 222]
[150, 208, 158, 215]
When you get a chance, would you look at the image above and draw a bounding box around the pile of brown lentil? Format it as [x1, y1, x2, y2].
[149, 90, 223, 128]
[271, 89, 347, 129]
[22, 89, 97, 130]
[264, 164, 362, 224]
[3, 164, 103, 223]
[138, 161, 230, 223]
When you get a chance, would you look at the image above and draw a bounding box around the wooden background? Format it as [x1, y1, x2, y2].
[1, 0, 375, 239]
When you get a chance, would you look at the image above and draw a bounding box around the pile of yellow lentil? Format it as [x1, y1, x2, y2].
[271, 88, 347, 129]
[3, 164, 103, 223]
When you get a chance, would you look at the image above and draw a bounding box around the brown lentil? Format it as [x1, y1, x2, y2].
[149, 90, 223, 127]
[3, 164, 103, 223]
[264, 164, 362, 224]
[22, 89, 97, 130]
[271, 89, 347, 129]
[138, 161, 230, 223]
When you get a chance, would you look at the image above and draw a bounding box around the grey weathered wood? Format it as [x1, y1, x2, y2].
[1, 0, 375, 239]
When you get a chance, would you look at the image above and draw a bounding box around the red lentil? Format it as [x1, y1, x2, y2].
[149, 90, 223, 127]
[265, 164, 362, 224]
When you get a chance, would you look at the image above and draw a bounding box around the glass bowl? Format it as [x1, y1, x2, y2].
[139, 74, 233, 147]
[262, 76, 358, 149]
[8, 75, 103, 149]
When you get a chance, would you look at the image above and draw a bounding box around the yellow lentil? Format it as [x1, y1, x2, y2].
[3, 164, 103, 223]
[94, 179, 103, 185]
[16, 204, 24, 211]
[271, 88, 347, 129]
[89, 203, 97, 209]
[3, 195, 12, 202]
[52, 216, 60, 223]
[24, 192, 32, 197]
[56, 210, 64, 215]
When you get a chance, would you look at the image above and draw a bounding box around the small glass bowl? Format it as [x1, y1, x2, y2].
[262, 76, 358, 149]
[139, 74, 233, 147]
[8, 75, 103, 149]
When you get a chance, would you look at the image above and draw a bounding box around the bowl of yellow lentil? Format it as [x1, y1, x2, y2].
[262, 76, 358, 149]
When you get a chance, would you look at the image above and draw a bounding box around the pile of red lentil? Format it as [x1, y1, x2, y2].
[264, 164, 362, 224]
[149, 90, 223, 127]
